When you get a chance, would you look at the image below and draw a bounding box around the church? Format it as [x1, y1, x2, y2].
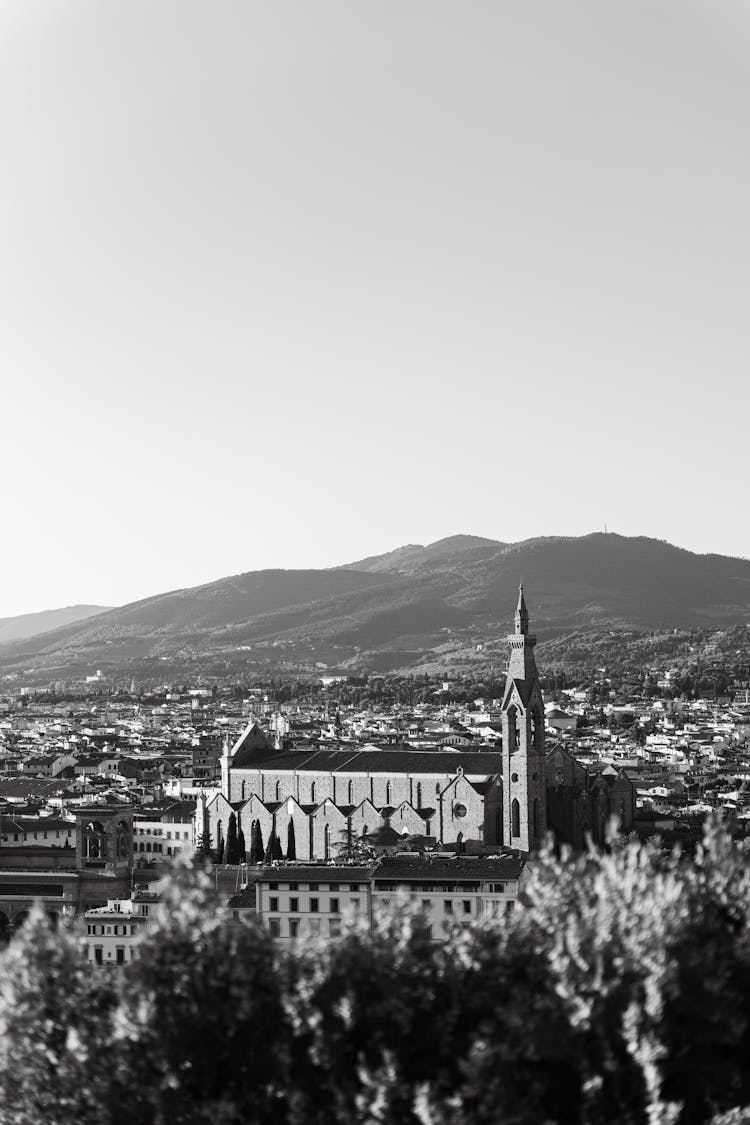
[205, 587, 632, 858]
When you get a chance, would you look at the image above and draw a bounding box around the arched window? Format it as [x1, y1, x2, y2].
[241, 780, 246, 800]
[275, 781, 281, 801]
[311, 781, 316, 803]
[217, 820, 223, 846]
[511, 799, 520, 838]
[457, 831, 465, 855]
[506, 706, 519, 751]
[532, 799, 539, 839]
[347, 780, 353, 804]
[362, 824, 368, 839]
[416, 783, 422, 809]
[385, 781, 392, 806]
[324, 823, 331, 859]
[85, 821, 105, 860]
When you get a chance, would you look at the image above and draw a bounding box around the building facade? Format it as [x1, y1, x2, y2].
[255, 853, 524, 942]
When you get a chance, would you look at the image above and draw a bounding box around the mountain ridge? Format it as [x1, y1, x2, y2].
[0, 605, 111, 645]
[1, 533, 749, 684]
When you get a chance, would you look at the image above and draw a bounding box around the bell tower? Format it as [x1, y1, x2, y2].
[501, 584, 546, 852]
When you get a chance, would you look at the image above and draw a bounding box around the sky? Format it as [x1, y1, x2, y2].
[1, 0, 749, 616]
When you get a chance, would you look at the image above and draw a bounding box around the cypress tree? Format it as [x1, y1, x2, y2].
[286, 820, 296, 861]
[264, 831, 277, 864]
[225, 813, 239, 865]
[216, 836, 225, 865]
[272, 832, 283, 861]
[249, 820, 264, 864]
[237, 823, 246, 862]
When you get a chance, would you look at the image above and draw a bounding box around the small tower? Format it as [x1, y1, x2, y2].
[220, 734, 233, 798]
[501, 584, 546, 852]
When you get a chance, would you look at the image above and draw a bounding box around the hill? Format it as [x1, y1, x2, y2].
[1, 533, 749, 684]
[0, 605, 110, 645]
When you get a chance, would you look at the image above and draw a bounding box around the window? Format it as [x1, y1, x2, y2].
[288, 883, 299, 891]
[289, 920, 300, 938]
[505, 901, 515, 915]
[94, 947, 103, 965]
[511, 799, 520, 838]
[444, 900, 453, 914]
[490, 883, 506, 893]
[310, 898, 319, 913]
[463, 901, 471, 915]
[269, 919, 281, 937]
[349, 884, 360, 892]
[347, 780, 353, 803]
[289, 898, 299, 913]
[421, 900, 431, 912]
[329, 919, 341, 937]
[351, 899, 360, 912]
[385, 782, 392, 805]
[275, 781, 281, 801]
[454, 803, 467, 819]
[309, 918, 321, 935]
[330, 898, 340, 913]
[269, 897, 279, 912]
[324, 824, 331, 860]
[425, 820, 432, 836]
[416, 782, 422, 808]
[116, 947, 125, 964]
[269, 882, 278, 891]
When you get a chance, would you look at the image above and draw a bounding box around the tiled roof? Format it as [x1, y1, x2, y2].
[234, 747, 500, 777]
[257, 865, 375, 883]
[374, 855, 523, 881]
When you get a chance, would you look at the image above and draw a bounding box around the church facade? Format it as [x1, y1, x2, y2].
[207, 586, 553, 859]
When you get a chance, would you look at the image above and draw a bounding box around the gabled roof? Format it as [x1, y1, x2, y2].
[231, 722, 273, 768]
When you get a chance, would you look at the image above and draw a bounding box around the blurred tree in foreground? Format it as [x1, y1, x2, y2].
[3, 818, 750, 1125]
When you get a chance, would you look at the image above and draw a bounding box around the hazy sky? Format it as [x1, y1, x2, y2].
[1, 0, 749, 616]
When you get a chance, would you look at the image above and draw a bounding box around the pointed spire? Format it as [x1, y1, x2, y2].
[515, 582, 529, 635]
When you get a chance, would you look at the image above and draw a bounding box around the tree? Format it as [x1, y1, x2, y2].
[216, 836, 225, 865]
[248, 820, 264, 864]
[225, 813, 239, 865]
[195, 831, 213, 860]
[264, 830, 282, 863]
[237, 822, 246, 863]
[286, 820, 296, 861]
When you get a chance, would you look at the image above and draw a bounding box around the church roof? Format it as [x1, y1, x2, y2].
[231, 746, 500, 778]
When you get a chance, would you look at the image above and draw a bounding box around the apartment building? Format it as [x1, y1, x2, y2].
[255, 852, 524, 942]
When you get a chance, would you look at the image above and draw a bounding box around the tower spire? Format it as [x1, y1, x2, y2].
[515, 581, 529, 635]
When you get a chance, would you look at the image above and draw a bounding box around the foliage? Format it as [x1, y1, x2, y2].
[248, 819, 264, 863]
[286, 819, 296, 861]
[4, 821, 750, 1123]
[225, 813, 240, 865]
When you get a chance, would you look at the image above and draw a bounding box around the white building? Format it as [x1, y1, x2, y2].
[84, 890, 160, 965]
[255, 853, 525, 943]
